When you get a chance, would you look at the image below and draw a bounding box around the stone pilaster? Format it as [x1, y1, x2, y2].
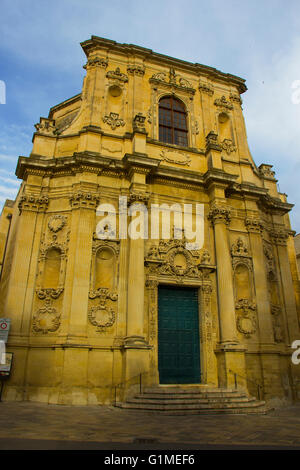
[270, 229, 300, 343]
[4, 195, 49, 335]
[208, 203, 238, 347]
[64, 190, 100, 340]
[209, 202, 247, 390]
[82, 53, 108, 128]
[125, 190, 150, 348]
[245, 216, 275, 344]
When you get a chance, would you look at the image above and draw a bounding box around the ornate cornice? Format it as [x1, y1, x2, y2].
[81, 36, 247, 94]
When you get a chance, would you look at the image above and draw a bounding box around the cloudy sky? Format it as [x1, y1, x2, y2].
[0, 0, 300, 232]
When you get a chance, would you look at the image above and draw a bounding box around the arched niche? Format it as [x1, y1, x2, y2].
[218, 112, 232, 141]
[234, 262, 251, 300]
[268, 270, 280, 305]
[42, 247, 61, 289]
[94, 246, 116, 291]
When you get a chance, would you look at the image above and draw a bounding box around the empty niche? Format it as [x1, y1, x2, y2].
[42, 247, 61, 289]
[234, 263, 251, 300]
[95, 247, 115, 290]
[268, 271, 280, 305]
[218, 112, 232, 141]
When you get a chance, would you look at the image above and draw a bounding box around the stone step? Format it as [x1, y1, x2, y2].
[117, 400, 266, 411]
[115, 386, 269, 415]
[115, 404, 269, 415]
[127, 396, 257, 405]
[137, 392, 250, 400]
[142, 386, 239, 394]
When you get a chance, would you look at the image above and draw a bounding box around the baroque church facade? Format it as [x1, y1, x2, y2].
[0, 36, 300, 406]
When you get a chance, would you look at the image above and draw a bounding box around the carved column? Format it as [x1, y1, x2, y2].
[208, 203, 238, 346]
[245, 217, 274, 344]
[270, 229, 300, 343]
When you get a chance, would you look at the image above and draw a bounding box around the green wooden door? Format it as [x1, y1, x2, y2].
[158, 286, 201, 384]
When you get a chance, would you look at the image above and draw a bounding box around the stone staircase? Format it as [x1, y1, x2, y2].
[115, 385, 270, 415]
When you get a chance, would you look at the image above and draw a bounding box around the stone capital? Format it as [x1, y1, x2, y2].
[133, 113, 147, 134]
[18, 194, 49, 214]
[83, 56, 108, 70]
[269, 229, 289, 246]
[127, 65, 145, 76]
[69, 191, 100, 209]
[205, 131, 222, 153]
[208, 203, 231, 225]
[128, 190, 150, 207]
[245, 217, 264, 234]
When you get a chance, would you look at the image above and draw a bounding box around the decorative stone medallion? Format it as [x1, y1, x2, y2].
[48, 214, 67, 233]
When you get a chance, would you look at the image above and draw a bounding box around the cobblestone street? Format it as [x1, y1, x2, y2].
[0, 401, 300, 449]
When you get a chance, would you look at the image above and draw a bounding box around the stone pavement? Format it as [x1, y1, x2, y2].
[0, 401, 300, 449]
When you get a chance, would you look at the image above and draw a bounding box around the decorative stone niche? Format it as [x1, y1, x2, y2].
[231, 237, 257, 339]
[32, 214, 69, 335]
[88, 239, 120, 332]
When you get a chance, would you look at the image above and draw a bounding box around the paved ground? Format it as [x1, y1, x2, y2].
[0, 401, 300, 449]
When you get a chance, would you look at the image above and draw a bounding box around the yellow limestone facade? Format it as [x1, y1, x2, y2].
[0, 36, 300, 406]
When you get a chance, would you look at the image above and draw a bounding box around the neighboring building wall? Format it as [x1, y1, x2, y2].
[0, 200, 14, 278]
[295, 234, 300, 276]
[0, 36, 299, 406]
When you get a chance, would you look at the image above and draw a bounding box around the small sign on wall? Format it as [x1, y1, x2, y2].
[0, 319, 10, 343]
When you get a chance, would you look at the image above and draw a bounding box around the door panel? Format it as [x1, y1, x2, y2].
[158, 286, 201, 384]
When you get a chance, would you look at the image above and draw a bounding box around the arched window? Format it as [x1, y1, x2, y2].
[159, 96, 188, 147]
